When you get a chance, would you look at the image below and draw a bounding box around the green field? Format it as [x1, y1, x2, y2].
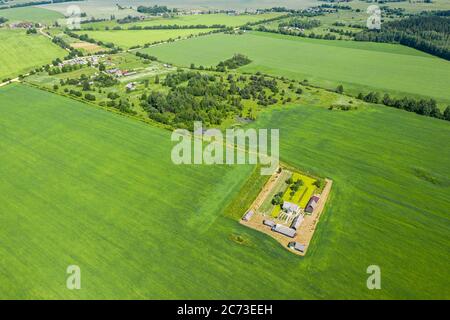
[0, 6, 63, 24]
[141, 31, 450, 106]
[0, 29, 66, 80]
[75, 28, 216, 48]
[1, 84, 449, 299]
[81, 12, 284, 30]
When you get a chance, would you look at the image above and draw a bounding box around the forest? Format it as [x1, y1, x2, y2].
[355, 13, 450, 60]
[140, 70, 284, 129]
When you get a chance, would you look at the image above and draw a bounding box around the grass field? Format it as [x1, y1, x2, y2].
[81, 13, 284, 30]
[75, 28, 215, 48]
[141, 31, 450, 107]
[249, 98, 450, 299]
[0, 6, 63, 24]
[1, 84, 449, 299]
[0, 29, 66, 80]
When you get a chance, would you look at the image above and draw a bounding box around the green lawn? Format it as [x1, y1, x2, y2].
[0, 29, 66, 80]
[0, 6, 63, 24]
[75, 28, 215, 49]
[141, 31, 450, 107]
[0, 84, 449, 299]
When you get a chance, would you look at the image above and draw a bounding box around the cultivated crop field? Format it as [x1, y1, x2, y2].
[1, 83, 449, 299]
[0, 30, 66, 80]
[75, 28, 216, 49]
[142, 31, 450, 107]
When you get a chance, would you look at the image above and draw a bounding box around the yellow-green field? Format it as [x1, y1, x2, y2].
[271, 172, 317, 217]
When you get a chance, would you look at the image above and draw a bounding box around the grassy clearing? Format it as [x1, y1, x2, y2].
[75, 28, 215, 49]
[141, 31, 450, 107]
[0, 29, 66, 80]
[0, 6, 63, 24]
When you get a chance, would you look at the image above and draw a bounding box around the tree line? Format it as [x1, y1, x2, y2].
[358, 92, 450, 121]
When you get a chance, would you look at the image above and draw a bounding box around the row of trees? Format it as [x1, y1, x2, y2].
[279, 18, 321, 30]
[257, 25, 339, 40]
[358, 92, 450, 121]
[125, 24, 226, 30]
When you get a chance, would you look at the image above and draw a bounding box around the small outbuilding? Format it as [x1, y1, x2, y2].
[272, 224, 296, 238]
[305, 196, 320, 214]
[263, 220, 276, 228]
[242, 210, 254, 222]
[288, 242, 306, 253]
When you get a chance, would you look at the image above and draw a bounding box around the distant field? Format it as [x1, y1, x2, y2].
[75, 28, 215, 48]
[0, 29, 66, 80]
[141, 31, 450, 106]
[1, 84, 449, 299]
[41, 0, 319, 18]
[350, 0, 450, 13]
[81, 13, 284, 30]
[0, 6, 63, 24]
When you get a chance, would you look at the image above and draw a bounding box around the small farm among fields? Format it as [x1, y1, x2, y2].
[241, 167, 331, 256]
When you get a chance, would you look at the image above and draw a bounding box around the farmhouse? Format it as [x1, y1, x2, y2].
[305, 196, 320, 214]
[290, 215, 304, 230]
[272, 224, 296, 238]
[282, 202, 300, 214]
[242, 210, 254, 222]
[288, 242, 306, 253]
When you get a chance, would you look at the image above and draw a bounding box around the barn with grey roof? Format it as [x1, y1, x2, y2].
[290, 215, 304, 230]
[272, 224, 296, 238]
